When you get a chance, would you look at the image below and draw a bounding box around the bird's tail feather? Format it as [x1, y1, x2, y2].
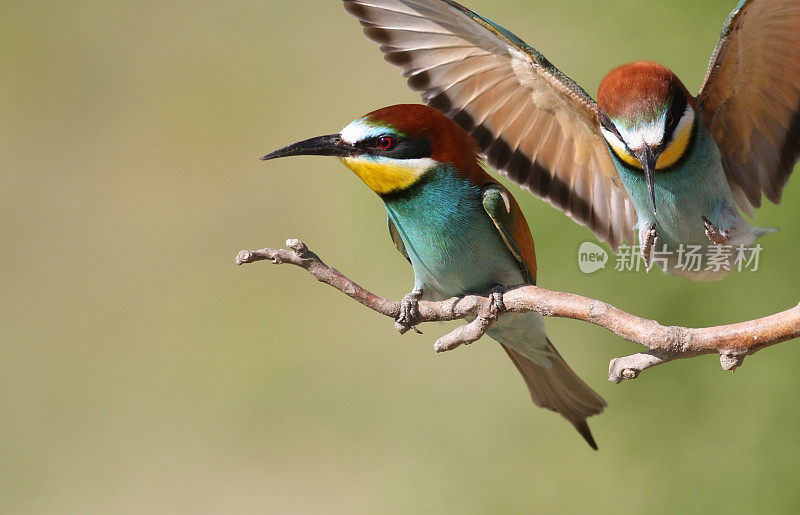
[502, 340, 607, 450]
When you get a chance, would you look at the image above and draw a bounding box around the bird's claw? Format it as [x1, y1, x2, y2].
[488, 286, 506, 320]
[395, 289, 423, 335]
[702, 216, 731, 245]
[641, 222, 659, 266]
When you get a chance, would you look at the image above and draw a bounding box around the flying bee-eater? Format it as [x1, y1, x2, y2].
[262, 104, 606, 449]
[344, 0, 800, 279]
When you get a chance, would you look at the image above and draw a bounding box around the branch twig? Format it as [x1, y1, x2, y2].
[236, 239, 800, 383]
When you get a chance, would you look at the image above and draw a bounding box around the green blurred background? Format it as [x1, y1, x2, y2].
[3, 0, 799, 512]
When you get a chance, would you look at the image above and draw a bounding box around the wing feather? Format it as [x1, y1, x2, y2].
[698, 0, 800, 209]
[481, 184, 537, 283]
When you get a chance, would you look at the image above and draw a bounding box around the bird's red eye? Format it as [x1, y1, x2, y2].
[666, 113, 674, 127]
[377, 136, 394, 150]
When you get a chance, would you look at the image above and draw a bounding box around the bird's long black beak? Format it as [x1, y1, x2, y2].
[635, 146, 660, 215]
[261, 134, 355, 160]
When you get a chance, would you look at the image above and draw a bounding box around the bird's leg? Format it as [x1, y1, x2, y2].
[395, 289, 423, 335]
[640, 222, 659, 266]
[702, 216, 731, 245]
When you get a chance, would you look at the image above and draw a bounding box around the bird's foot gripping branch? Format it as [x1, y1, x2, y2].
[236, 239, 800, 383]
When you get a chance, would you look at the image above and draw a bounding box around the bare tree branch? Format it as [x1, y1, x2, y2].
[236, 239, 800, 383]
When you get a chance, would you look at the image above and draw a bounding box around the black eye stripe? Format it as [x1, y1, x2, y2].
[599, 111, 621, 138]
[355, 135, 398, 150]
[355, 136, 384, 148]
[599, 110, 631, 152]
[356, 135, 432, 160]
[664, 88, 688, 142]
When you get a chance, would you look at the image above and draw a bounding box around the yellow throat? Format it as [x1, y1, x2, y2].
[341, 156, 431, 195]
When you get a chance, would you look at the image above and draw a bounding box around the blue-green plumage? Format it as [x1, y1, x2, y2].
[379, 156, 605, 448]
[608, 115, 773, 279]
[263, 103, 606, 448]
[385, 167, 524, 298]
[383, 165, 554, 366]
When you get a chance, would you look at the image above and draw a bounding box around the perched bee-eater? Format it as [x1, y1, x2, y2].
[262, 104, 606, 449]
[344, 0, 800, 279]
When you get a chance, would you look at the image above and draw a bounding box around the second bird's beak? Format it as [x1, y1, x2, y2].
[261, 134, 355, 160]
[635, 145, 661, 215]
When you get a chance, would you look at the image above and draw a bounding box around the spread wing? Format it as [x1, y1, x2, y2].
[343, 0, 637, 250]
[698, 0, 800, 211]
[482, 184, 537, 284]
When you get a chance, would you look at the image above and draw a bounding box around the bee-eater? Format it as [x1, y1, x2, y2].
[262, 104, 606, 449]
[344, 0, 800, 279]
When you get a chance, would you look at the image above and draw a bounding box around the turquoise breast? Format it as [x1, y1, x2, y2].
[382, 167, 524, 297]
[612, 122, 734, 247]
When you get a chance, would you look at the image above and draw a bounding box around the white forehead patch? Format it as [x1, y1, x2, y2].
[340, 119, 387, 145]
[616, 113, 668, 151]
[612, 105, 695, 152]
